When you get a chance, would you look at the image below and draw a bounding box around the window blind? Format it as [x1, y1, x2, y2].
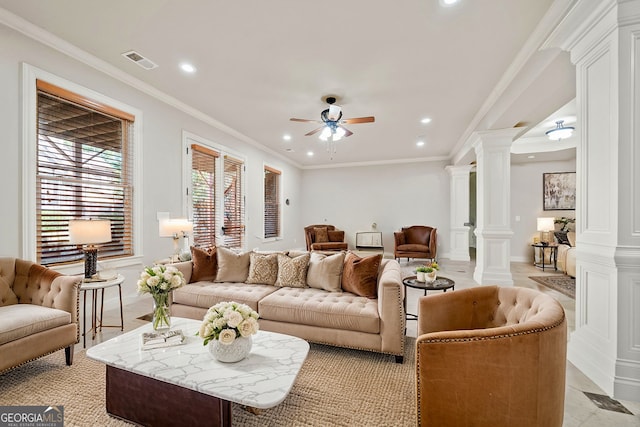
[223, 155, 245, 249]
[191, 144, 219, 248]
[36, 80, 134, 266]
[264, 166, 281, 238]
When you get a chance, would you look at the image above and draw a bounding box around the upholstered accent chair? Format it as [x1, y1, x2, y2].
[0, 257, 81, 374]
[304, 224, 348, 251]
[415, 285, 567, 427]
[394, 225, 437, 262]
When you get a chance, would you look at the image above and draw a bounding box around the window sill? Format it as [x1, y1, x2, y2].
[262, 237, 282, 244]
[51, 255, 143, 276]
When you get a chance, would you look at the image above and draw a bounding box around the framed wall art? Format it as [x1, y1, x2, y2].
[543, 172, 576, 210]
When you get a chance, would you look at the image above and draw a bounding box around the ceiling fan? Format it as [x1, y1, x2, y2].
[290, 96, 375, 143]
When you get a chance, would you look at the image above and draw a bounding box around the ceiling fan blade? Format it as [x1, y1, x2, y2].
[339, 126, 353, 137]
[305, 126, 325, 136]
[341, 116, 375, 124]
[290, 118, 321, 123]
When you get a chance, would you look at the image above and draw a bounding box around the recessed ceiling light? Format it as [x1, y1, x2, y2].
[527, 155, 535, 159]
[420, 117, 432, 124]
[416, 141, 425, 147]
[307, 151, 314, 157]
[284, 148, 294, 152]
[180, 62, 196, 73]
[441, 0, 459, 5]
[283, 134, 291, 141]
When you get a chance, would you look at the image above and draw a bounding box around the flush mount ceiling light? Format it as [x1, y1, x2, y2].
[545, 120, 574, 141]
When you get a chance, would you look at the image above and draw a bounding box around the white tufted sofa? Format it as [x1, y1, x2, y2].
[170, 256, 406, 362]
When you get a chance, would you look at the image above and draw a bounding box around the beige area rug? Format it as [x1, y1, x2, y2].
[529, 275, 575, 299]
[0, 340, 416, 426]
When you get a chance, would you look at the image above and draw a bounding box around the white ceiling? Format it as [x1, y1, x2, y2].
[0, 0, 578, 167]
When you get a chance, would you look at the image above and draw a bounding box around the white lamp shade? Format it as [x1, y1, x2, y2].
[69, 219, 112, 245]
[159, 218, 193, 237]
[537, 217, 555, 232]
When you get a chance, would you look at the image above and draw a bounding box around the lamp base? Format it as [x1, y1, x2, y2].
[84, 247, 98, 279]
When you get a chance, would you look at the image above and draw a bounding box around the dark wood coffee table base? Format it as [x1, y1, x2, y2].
[106, 365, 231, 427]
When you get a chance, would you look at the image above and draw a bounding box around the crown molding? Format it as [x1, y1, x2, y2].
[301, 155, 450, 170]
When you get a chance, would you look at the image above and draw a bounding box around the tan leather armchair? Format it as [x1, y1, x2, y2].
[416, 285, 567, 427]
[304, 224, 348, 251]
[394, 225, 437, 261]
[0, 257, 81, 374]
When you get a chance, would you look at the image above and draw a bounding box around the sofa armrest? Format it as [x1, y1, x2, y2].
[377, 259, 405, 355]
[49, 275, 82, 324]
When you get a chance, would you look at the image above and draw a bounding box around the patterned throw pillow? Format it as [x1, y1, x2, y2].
[190, 246, 217, 282]
[554, 231, 571, 246]
[246, 252, 279, 285]
[307, 251, 345, 292]
[314, 227, 329, 243]
[275, 253, 310, 288]
[341, 252, 382, 299]
[215, 247, 251, 283]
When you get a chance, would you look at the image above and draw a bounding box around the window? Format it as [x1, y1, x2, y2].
[36, 80, 134, 266]
[186, 135, 245, 251]
[190, 144, 218, 248]
[222, 155, 245, 249]
[264, 166, 281, 239]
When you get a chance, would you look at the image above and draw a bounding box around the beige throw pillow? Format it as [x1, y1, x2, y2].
[307, 251, 345, 292]
[275, 253, 310, 288]
[246, 252, 279, 285]
[215, 247, 251, 283]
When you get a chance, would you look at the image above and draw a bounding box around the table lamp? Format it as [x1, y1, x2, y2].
[536, 217, 555, 245]
[159, 218, 193, 260]
[69, 219, 112, 279]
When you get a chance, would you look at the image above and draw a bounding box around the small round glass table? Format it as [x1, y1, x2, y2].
[402, 275, 455, 321]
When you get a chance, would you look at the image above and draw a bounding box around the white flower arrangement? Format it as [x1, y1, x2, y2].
[198, 301, 260, 346]
[137, 265, 186, 295]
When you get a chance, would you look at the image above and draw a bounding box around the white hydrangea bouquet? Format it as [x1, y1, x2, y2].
[137, 265, 185, 330]
[198, 301, 260, 346]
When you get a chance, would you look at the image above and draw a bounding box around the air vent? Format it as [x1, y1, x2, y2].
[121, 50, 158, 70]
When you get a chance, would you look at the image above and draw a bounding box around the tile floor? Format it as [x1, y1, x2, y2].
[83, 257, 640, 426]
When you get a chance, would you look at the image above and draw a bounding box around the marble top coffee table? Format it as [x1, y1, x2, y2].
[87, 317, 309, 427]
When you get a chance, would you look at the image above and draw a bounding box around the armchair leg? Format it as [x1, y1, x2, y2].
[394, 355, 404, 364]
[65, 345, 74, 366]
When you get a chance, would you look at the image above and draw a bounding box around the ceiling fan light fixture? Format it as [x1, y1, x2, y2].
[334, 127, 346, 140]
[319, 127, 332, 141]
[546, 120, 575, 141]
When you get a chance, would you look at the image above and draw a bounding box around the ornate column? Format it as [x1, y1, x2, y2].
[543, 0, 640, 401]
[445, 164, 475, 261]
[472, 128, 521, 286]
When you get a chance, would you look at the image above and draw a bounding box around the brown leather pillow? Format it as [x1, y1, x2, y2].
[341, 252, 382, 299]
[190, 246, 217, 282]
[314, 227, 329, 243]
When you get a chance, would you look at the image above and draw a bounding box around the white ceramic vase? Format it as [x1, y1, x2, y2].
[208, 336, 253, 363]
[425, 271, 437, 283]
[416, 272, 426, 282]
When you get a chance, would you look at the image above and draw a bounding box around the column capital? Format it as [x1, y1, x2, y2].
[445, 164, 475, 176]
[471, 127, 526, 153]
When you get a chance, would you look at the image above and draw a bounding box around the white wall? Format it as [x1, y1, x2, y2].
[300, 161, 451, 258]
[510, 157, 576, 262]
[0, 24, 302, 301]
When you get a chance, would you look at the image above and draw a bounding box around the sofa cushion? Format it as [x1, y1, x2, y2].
[215, 247, 250, 283]
[190, 246, 217, 282]
[275, 253, 310, 288]
[0, 304, 71, 345]
[307, 251, 345, 292]
[0, 272, 18, 307]
[342, 252, 382, 299]
[246, 252, 278, 285]
[259, 287, 380, 333]
[173, 282, 278, 312]
[314, 227, 329, 243]
[396, 243, 429, 252]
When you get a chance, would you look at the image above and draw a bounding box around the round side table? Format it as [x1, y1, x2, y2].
[402, 275, 455, 321]
[80, 274, 125, 347]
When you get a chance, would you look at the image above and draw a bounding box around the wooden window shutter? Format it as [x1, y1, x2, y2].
[191, 144, 219, 248]
[223, 155, 245, 249]
[264, 166, 281, 238]
[36, 80, 134, 265]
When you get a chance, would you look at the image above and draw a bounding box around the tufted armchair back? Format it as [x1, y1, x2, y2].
[0, 258, 79, 319]
[416, 285, 567, 427]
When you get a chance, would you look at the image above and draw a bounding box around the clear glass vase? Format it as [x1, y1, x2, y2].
[152, 292, 171, 331]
